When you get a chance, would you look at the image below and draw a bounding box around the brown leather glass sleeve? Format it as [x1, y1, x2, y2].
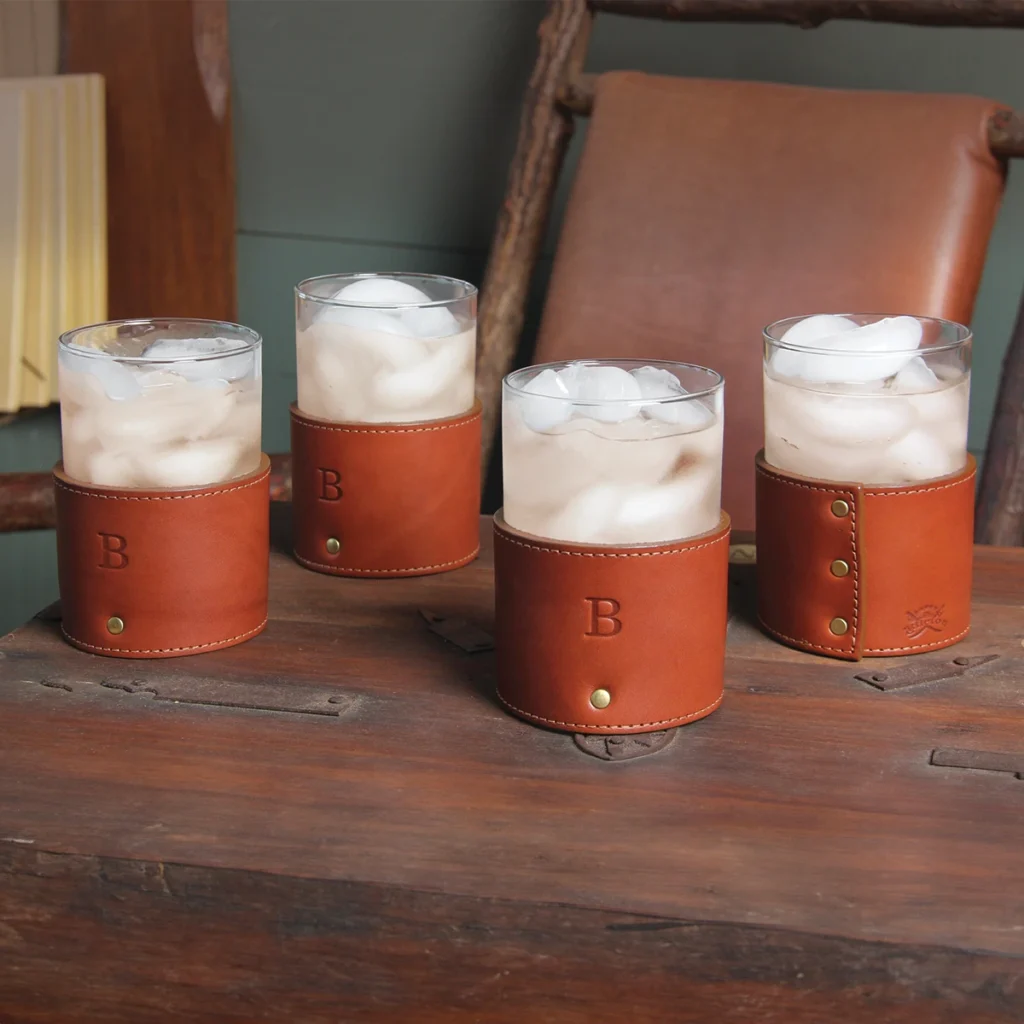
[290, 402, 481, 577]
[54, 456, 270, 658]
[755, 452, 975, 660]
[494, 512, 730, 735]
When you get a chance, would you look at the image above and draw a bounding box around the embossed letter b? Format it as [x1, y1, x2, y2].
[98, 533, 129, 569]
[585, 597, 622, 636]
[319, 468, 342, 501]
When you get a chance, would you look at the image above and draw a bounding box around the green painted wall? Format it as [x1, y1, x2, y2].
[0, 1, 1021, 635]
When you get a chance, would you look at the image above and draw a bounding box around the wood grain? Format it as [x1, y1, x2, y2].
[0, 517, 1022, 1019]
[62, 0, 236, 322]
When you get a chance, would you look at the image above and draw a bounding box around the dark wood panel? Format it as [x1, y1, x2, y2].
[0, 843, 1018, 1023]
[62, 0, 236, 321]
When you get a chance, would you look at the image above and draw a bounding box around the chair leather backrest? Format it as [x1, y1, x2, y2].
[534, 72, 1006, 531]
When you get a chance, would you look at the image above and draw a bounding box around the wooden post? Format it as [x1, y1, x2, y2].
[976, 287, 1024, 546]
[475, 0, 591, 477]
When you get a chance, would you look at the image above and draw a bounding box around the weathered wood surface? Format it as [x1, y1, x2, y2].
[978, 282, 1024, 546]
[588, 0, 1024, 27]
[476, 0, 591, 472]
[63, 0, 236, 322]
[0, 513, 1022, 1020]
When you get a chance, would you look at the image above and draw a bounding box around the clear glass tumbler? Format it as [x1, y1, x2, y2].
[58, 318, 262, 489]
[295, 272, 477, 424]
[763, 314, 971, 484]
[502, 359, 724, 545]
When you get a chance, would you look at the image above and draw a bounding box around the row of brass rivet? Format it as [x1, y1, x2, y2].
[829, 499, 850, 636]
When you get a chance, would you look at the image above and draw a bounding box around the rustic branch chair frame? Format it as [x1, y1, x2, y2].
[474, 0, 1024, 546]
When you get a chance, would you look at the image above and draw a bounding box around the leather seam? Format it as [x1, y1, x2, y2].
[291, 416, 479, 435]
[60, 618, 268, 654]
[53, 473, 268, 501]
[863, 625, 970, 654]
[495, 532, 729, 559]
[865, 477, 975, 497]
[295, 548, 479, 574]
[754, 467, 859, 651]
[757, 616, 851, 655]
[496, 691, 723, 730]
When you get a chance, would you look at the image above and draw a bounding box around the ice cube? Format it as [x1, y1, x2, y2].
[64, 354, 142, 401]
[517, 367, 577, 432]
[883, 429, 965, 482]
[88, 450, 137, 488]
[315, 303, 418, 339]
[573, 365, 642, 423]
[400, 305, 460, 339]
[633, 365, 715, 430]
[773, 315, 922, 384]
[892, 356, 939, 394]
[143, 439, 246, 488]
[615, 477, 718, 542]
[778, 314, 858, 348]
[545, 484, 624, 544]
[374, 338, 466, 410]
[143, 338, 254, 383]
[333, 277, 432, 306]
[779, 388, 914, 446]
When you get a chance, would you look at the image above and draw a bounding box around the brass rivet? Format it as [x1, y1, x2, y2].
[590, 688, 611, 710]
[830, 559, 850, 578]
[325, 537, 341, 555]
[106, 616, 124, 635]
[829, 617, 849, 636]
[831, 499, 850, 517]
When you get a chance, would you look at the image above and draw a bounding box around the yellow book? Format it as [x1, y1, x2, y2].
[0, 87, 27, 413]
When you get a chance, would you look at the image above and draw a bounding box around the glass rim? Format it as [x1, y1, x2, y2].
[295, 271, 478, 310]
[58, 317, 262, 363]
[504, 358, 724, 404]
[764, 313, 972, 356]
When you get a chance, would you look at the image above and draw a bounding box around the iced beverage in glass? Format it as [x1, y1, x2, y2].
[58, 318, 262, 489]
[763, 314, 970, 484]
[502, 359, 724, 545]
[295, 273, 476, 424]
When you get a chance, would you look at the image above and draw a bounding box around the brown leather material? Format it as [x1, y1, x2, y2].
[755, 452, 975, 660]
[291, 401, 481, 577]
[54, 457, 270, 659]
[535, 72, 1006, 532]
[493, 511, 730, 734]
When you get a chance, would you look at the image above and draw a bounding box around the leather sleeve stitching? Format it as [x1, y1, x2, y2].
[864, 625, 970, 654]
[293, 414, 479, 435]
[295, 549, 479, 574]
[757, 617, 851, 655]
[61, 618, 267, 654]
[495, 531, 729, 559]
[496, 691, 722, 730]
[866, 476, 975, 497]
[54, 473, 268, 501]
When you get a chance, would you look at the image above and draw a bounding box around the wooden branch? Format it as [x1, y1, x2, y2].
[476, 0, 592, 478]
[560, 73, 1024, 156]
[976, 286, 1024, 546]
[0, 454, 294, 533]
[588, 0, 1024, 28]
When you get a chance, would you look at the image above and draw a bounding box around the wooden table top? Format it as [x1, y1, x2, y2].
[2, 511, 1022, 1021]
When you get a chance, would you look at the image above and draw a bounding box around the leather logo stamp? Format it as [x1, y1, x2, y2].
[585, 597, 622, 637]
[904, 604, 947, 639]
[98, 532, 129, 569]
[318, 468, 342, 501]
